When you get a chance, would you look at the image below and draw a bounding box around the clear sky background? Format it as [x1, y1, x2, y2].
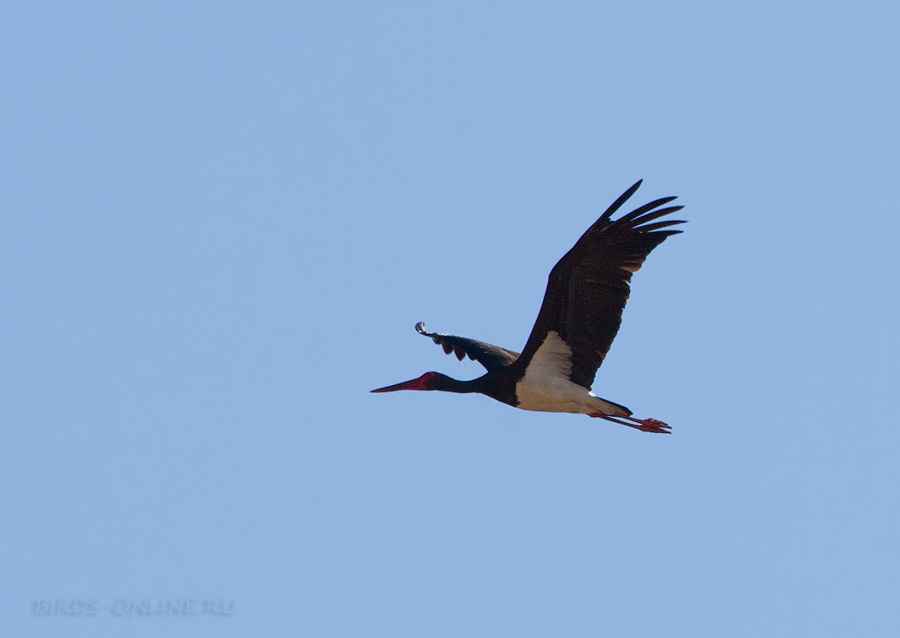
[2, 2, 899, 636]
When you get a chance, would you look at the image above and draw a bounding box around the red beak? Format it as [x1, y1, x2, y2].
[371, 376, 428, 393]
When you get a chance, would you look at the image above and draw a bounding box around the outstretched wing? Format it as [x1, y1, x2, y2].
[512, 180, 685, 389]
[416, 322, 519, 372]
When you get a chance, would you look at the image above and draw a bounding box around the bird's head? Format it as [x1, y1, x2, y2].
[371, 371, 448, 393]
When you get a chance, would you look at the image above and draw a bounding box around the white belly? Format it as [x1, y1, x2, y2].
[516, 377, 605, 413]
[514, 331, 625, 416]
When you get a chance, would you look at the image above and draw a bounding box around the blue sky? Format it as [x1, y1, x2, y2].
[2, 1, 899, 636]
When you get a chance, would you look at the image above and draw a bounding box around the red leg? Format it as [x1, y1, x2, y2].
[589, 413, 671, 434]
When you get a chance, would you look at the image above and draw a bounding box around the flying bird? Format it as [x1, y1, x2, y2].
[372, 180, 684, 433]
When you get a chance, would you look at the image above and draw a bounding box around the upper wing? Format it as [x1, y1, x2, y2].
[416, 322, 520, 372]
[512, 180, 685, 389]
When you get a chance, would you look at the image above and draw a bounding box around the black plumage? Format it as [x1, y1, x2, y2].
[415, 322, 518, 372]
[509, 180, 684, 389]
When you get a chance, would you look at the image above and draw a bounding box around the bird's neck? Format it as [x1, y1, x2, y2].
[438, 372, 517, 406]
[436, 374, 485, 394]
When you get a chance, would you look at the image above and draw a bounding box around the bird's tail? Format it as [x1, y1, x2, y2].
[593, 396, 633, 417]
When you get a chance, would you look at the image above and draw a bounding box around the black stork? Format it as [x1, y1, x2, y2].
[372, 180, 684, 433]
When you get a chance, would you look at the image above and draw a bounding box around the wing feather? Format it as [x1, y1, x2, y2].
[512, 181, 685, 389]
[415, 322, 519, 372]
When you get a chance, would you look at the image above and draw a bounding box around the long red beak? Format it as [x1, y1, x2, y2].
[371, 377, 425, 393]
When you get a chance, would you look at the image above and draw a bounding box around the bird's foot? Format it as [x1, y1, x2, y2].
[589, 413, 671, 434]
[630, 417, 671, 434]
